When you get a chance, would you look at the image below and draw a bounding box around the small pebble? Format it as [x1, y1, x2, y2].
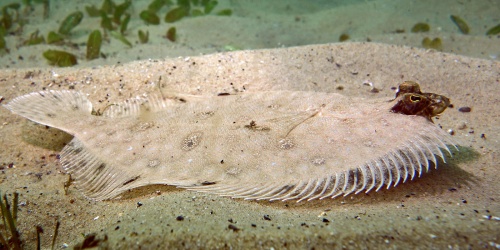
[228, 224, 240, 232]
[176, 215, 184, 221]
[457, 122, 467, 130]
[458, 107, 472, 112]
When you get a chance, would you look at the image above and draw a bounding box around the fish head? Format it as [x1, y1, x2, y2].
[390, 92, 450, 122]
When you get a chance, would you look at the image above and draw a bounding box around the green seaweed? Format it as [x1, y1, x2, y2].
[204, 0, 217, 14]
[101, 0, 114, 15]
[1, 8, 13, 30]
[0, 192, 22, 250]
[87, 30, 102, 60]
[120, 13, 130, 33]
[51, 221, 60, 250]
[140, 10, 160, 24]
[216, 9, 231, 16]
[36, 225, 42, 250]
[165, 6, 189, 23]
[177, 0, 191, 9]
[24, 29, 45, 45]
[111, 30, 132, 47]
[100, 11, 114, 30]
[47, 31, 64, 44]
[166, 27, 176, 42]
[138, 29, 149, 43]
[486, 24, 500, 35]
[43, 50, 78, 67]
[411, 22, 430, 33]
[339, 33, 350, 42]
[0, 3, 21, 31]
[85, 5, 101, 17]
[148, 0, 166, 12]
[450, 15, 469, 34]
[113, 0, 131, 24]
[58, 11, 83, 35]
[422, 37, 443, 51]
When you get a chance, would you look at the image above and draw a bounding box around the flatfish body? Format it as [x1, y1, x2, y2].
[4, 83, 456, 201]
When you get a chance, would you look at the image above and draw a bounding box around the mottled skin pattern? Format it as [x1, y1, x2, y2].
[4, 82, 456, 201]
[391, 81, 450, 122]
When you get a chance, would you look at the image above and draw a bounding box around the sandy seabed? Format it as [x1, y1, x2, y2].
[0, 0, 499, 249]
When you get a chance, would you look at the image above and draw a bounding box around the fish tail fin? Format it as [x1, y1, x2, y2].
[4, 90, 93, 131]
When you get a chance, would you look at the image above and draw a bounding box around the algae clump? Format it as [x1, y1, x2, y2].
[166, 27, 176, 42]
[486, 24, 500, 36]
[138, 30, 149, 43]
[411, 23, 430, 33]
[450, 15, 469, 34]
[422, 37, 443, 51]
[58, 11, 83, 35]
[43, 50, 77, 67]
[140, 10, 160, 24]
[87, 30, 102, 60]
[165, 6, 189, 23]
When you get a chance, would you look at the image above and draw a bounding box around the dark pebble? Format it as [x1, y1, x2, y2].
[263, 215, 271, 221]
[458, 107, 472, 112]
[228, 224, 240, 232]
[176, 215, 184, 221]
[322, 218, 330, 223]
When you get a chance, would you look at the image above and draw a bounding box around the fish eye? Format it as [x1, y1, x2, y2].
[410, 95, 421, 102]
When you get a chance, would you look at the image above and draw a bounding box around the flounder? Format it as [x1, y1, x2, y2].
[4, 81, 456, 201]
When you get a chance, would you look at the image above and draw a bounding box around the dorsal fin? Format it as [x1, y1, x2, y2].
[181, 125, 457, 202]
[102, 93, 201, 118]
